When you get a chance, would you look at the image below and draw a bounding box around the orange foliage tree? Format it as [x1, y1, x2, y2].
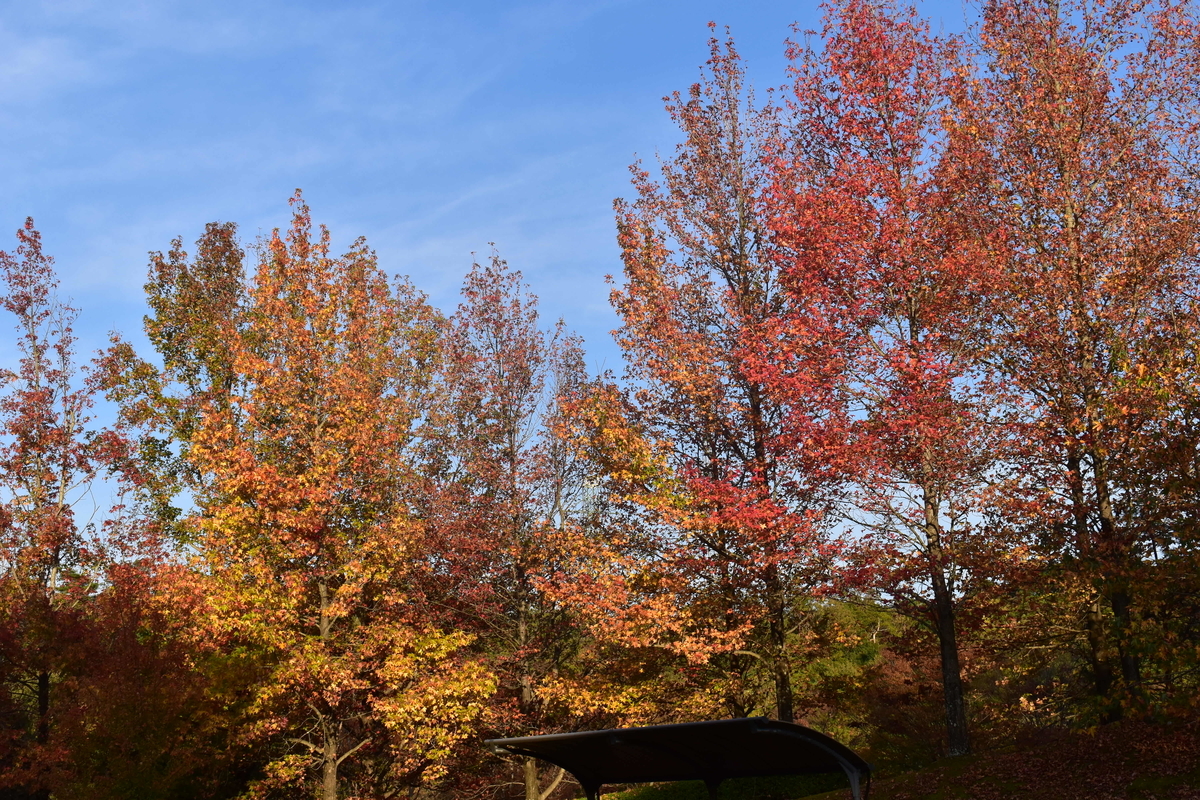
[129, 195, 495, 800]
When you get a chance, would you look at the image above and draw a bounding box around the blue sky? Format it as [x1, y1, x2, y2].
[1, 0, 967, 375]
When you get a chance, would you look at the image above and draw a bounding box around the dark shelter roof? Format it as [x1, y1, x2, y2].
[485, 717, 872, 800]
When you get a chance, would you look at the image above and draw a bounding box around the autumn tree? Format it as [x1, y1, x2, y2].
[109, 220, 247, 541]
[0, 221, 212, 800]
[569, 33, 843, 727]
[0, 220, 112, 798]
[951, 0, 1200, 717]
[127, 195, 494, 800]
[417, 256, 590, 800]
[761, 0, 1028, 756]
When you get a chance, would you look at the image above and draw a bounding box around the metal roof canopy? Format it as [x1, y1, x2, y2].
[485, 717, 871, 800]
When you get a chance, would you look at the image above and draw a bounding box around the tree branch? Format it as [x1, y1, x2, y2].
[540, 767, 567, 800]
[336, 737, 372, 767]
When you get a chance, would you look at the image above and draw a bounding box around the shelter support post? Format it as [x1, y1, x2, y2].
[841, 765, 866, 800]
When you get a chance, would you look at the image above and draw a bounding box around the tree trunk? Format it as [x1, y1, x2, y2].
[751, 384, 793, 725]
[773, 660, 795, 724]
[323, 749, 338, 800]
[1067, 450, 1117, 703]
[930, 570, 969, 757]
[524, 757, 541, 800]
[1110, 585, 1142, 688]
[923, 479, 969, 757]
[36, 670, 49, 745]
[766, 570, 794, 723]
[519, 608, 541, 800]
[32, 670, 50, 800]
[1092, 453, 1142, 690]
[319, 580, 339, 800]
[1084, 594, 1115, 703]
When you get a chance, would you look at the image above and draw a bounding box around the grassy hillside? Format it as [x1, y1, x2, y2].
[604, 717, 1200, 800]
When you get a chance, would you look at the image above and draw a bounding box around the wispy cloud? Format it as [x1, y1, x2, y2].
[0, 30, 94, 102]
[2, 0, 967, 373]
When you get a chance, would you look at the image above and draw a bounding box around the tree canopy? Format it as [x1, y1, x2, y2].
[2, 2, 1200, 798]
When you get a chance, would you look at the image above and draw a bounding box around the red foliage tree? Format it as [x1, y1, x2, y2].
[0, 221, 200, 798]
[566, 33, 845, 726]
[417, 255, 590, 800]
[951, 0, 1200, 715]
[0, 220, 112, 796]
[761, 0, 1025, 755]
